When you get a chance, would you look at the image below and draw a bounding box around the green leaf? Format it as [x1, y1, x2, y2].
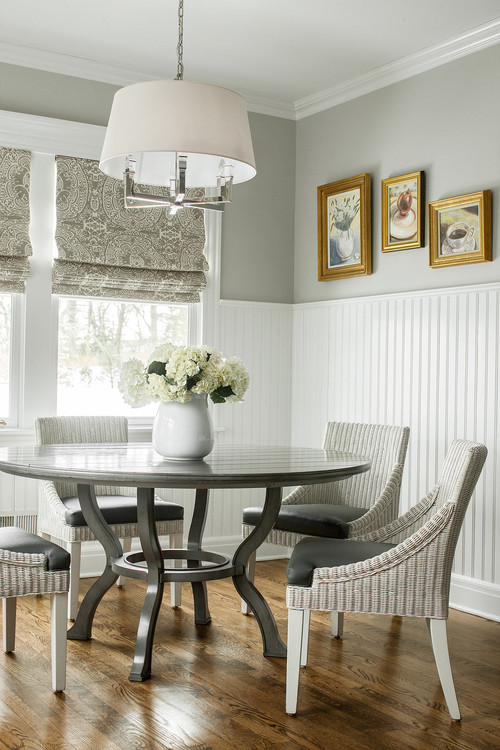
[147, 360, 166, 376]
[210, 385, 234, 403]
[210, 391, 226, 404]
[186, 367, 203, 391]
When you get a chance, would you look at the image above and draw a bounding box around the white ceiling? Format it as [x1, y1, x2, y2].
[1, 0, 499, 118]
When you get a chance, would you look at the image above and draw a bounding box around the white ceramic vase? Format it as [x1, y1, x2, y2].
[152, 393, 214, 460]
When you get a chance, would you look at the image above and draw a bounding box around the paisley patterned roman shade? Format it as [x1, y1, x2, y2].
[0, 147, 32, 293]
[53, 156, 207, 303]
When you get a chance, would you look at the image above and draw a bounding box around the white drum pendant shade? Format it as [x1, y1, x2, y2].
[99, 79, 256, 188]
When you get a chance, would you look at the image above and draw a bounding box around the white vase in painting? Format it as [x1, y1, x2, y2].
[337, 227, 355, 260]
[152, 393, 214, 460]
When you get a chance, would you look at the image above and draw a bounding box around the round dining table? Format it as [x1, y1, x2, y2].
[0, 443, 371, 681]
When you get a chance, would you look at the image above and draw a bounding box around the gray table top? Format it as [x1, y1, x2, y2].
[0, 443, 371, 490]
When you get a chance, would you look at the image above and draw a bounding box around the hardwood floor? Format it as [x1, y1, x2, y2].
[0, 560, 498, 750]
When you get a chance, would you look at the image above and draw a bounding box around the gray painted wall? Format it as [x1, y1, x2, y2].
[294, 45, 500, 303]
[0, 63, 295, 303]
[221, 113, 295, 303]
[0, 62, 117, 125]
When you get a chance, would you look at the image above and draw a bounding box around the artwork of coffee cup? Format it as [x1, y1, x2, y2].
[446, 221, 474, 250]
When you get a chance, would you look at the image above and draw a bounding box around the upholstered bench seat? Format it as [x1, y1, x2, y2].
[60, 496, 184, 527]
[286, 536, 396, 587]
[0, 526, 71, 571]
[242, 503, 367, 540]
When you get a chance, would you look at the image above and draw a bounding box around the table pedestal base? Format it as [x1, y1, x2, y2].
[69, 483, 286, 681]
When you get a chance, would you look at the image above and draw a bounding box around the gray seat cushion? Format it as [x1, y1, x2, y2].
[61, 495, 184, 527]
[286, 537, 396, 587]
[243, 503, 367, 540]
[0, 526, 71, 571]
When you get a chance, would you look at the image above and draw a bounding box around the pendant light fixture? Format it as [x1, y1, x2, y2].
[99, 0, 256, 213]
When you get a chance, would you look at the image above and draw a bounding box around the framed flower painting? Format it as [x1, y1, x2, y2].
[381, 170, 424, 252]
[317, 173, 371, 281]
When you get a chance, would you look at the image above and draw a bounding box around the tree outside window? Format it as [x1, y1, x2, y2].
[57, 298, 188, 416]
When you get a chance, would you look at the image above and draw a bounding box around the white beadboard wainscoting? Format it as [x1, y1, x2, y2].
[291, 282, 500, 621]
[1, 288, 499, 621]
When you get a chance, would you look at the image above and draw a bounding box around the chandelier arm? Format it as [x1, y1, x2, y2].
[124, 172, 228, 212]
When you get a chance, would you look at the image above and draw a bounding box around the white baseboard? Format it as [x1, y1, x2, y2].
[449, 573, 500, 622]
[80, 542, 499, 623]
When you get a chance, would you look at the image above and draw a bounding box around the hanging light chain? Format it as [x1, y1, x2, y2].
[176, 0, 184, 80]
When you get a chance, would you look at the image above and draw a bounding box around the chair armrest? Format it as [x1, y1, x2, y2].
[0, 548, 47, 568]
[348, 463, 404, 536]
[281, 485, 310, 506]
[312, 500, 454, 586]
[39, 480, 69, 523]
[353, 485, 440, 543]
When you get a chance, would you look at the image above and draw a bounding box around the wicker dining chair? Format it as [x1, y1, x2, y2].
[285, 439, 487, 720]
[35, 416, 184, 620]
[1, 526, 70, 691]
[241, 422, 410, 615]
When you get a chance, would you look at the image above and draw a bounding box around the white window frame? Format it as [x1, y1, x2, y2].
[0, 109, 220, 433]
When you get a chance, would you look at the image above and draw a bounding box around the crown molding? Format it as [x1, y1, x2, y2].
[0, 42, 295, 120]
[0, 110, 104, 158]
[1, 18, 499, 122]
[243, 95, 296, 120]
[0, 42, 143, 87]
[294, 18, 500, 119]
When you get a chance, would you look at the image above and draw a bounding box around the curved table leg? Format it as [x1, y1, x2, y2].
[129, 488, 165, 682]
[232, 486, 287, 658]
[188, 488, 211, 625]
[68, 484, 122, 641]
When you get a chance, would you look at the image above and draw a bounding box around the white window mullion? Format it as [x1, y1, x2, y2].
[22, 151, 57, 428]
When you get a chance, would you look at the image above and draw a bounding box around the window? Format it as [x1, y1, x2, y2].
[0, 294, 11, 419]
[0, 112, 220, 430]
[57, 297, 189, 417]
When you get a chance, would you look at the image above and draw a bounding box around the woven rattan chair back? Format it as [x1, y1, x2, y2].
[35, 415, 134, 499]
[305, 421, 409, 513]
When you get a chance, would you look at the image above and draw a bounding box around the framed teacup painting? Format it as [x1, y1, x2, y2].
[381, 170, 424, 252]
[428, 190, 492, 268]
[317, 173, 371, 281]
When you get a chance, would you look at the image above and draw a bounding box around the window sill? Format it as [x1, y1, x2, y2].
[0, 428, 36, 446]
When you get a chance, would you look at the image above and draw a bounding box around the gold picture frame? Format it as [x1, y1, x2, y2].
[317, 173, 371, 281]
[381, 170, 424, 252]
[428, 190, 492, 268]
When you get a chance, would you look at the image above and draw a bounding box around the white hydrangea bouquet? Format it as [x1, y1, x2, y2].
[119, 343, 249, 406]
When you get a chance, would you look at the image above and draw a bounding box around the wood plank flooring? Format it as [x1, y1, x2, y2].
[0, 560, 498, 750]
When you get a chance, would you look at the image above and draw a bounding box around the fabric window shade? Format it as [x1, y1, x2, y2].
[0, 147, 32, 293]
[53, 156, 207, 303]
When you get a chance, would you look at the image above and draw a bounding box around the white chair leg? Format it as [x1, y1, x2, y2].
[2, 597, 16, 653]
[300, 610, 311, 667]
[241, 550, 256, 614]
[117, 537, 132, 587]
[67, 541, 81, 621]
[331, 611, 344, 638]
[427, 618, 461, 721]
[286, 608, 305, 714]
[51, 592, 68, 692]
[169, 532, 183, 607]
